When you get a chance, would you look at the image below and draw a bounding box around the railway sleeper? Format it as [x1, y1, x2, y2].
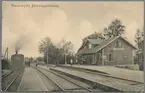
[49, 68, 122, 92]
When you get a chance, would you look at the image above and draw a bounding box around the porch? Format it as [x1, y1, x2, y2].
[78, 53, 103, 65]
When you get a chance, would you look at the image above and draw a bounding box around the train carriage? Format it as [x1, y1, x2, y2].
[2, 59, 10, 70]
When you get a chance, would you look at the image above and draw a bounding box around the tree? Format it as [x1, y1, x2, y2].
[38, 37, 74, 64]
[38, 37, 53, 54]
[57, 38, 74, 64]
[103, 19, 125, 38]
[58, 38, 73, 55]
[83, 32, 105, 41]
[43, 44, 63, 64]
[36, 57, 43, 61]
[38, 37, 54, 64]
[134, 29, 144, 64]
[29, 57, 33, 61]
[135, 29, 144, 48]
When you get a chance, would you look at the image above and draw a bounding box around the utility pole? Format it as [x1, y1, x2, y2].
[64, 44, 67, 64]
[4, 47, 8, 61]
[7, 48, 8, 61]
[65, 54, 67, 64]
[46, 44, 48, 67]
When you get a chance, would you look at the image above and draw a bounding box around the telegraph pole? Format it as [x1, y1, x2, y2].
[63, 31, 68, 65]
[65, 54, 67, 64]
[64, 43, 67, 64]
[4, 47, 8, 61]
[7, 48, 8, 61]
[46, 44, 48, 67]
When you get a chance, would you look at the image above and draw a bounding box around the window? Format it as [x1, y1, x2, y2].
[123, 54, 128, 60]
[115, 41, 122, 48]
[124, 55, 127, 59]
[132, 50, 135, 56]
[108, 54, 112, 61]
[88, 44, 91, 49]
[115, 41, 119, 47]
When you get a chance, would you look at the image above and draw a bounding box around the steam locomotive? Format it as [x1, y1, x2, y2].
[11, 51, 24, 71]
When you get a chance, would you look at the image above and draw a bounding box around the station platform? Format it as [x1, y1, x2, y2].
[39, 65, 144, 92]
[57, 64, 144, 83]
[17, 67, 48, 91]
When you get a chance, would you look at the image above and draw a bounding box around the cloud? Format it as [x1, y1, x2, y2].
[2, 3, 38, 56]
[41, 9, 70, 43]
[79, 20, 94, 38]
[3, 3, 71, 57]
[2, 1, 143, 57]
[65, 20, 95, 53]
[125, 22, 141, 44]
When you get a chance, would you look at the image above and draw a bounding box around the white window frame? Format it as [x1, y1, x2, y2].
[113, 48, 124, 50]
[88, 44, 92, 49]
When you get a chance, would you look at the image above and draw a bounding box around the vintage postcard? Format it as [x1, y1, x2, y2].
[1, 1, 144, 92]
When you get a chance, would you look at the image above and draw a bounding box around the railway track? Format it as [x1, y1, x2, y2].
[34, 67, 94, 92]
[35, 67, 65, 92]
[2, 70, 15, 79]
[55, 66, 144, 85]
[2, 69, 21, 91]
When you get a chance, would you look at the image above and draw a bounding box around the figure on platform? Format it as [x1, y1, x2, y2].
[70, 59, 73, 66]
[76, 59, 78, 64]
[28, 61, 30, 66]
[36, 60, 38, 68]
[36, 63, 38, 68]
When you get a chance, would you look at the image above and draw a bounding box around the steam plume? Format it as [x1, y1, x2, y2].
[14, 35, 30, 54]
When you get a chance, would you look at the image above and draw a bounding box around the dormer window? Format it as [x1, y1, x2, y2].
[88, 44, 92, 49]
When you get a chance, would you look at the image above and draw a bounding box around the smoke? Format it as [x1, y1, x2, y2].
[14, 40, 22, 54]
[14, 34, 31, 54]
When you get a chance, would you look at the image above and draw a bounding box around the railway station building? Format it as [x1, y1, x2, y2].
[76, 35, 137, 65]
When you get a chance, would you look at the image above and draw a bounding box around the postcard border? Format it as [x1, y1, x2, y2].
[0, 0, 144, 93]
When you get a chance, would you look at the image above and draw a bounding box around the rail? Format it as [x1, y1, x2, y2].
[2, 69, 18, 79]
[33, 67, 65, 92]
[38, 67, 94, 92]
[55, 66, 143, 85]
[2, 69, 21, 91]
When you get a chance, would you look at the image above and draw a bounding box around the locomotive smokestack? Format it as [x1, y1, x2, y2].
[15, 49, 18, 55]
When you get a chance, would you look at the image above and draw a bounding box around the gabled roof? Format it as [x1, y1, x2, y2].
[76, 35, 137, 55]
[88, 39, 103, 44]
[77, 38, 104, 52]
[77, 39, 88, 52]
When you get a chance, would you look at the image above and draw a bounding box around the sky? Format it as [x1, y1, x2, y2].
[2, 1, 144, 57]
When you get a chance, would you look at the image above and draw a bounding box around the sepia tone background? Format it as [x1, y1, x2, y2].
[2, 1, 144, 57]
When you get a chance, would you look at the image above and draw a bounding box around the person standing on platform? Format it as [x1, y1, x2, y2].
[76, 59, 78, 65]
[28, 61, 30, 66]
[36, 60, 38, 68]
[36, 63, 38, 68]
[70, 59, 73, 66]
